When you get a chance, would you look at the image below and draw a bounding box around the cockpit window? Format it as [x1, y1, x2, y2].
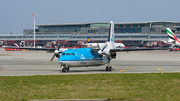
[62, 53, 65, 55]
[66, 53, 71, 55]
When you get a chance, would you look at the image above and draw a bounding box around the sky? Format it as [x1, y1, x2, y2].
[0, 0, 180, 34]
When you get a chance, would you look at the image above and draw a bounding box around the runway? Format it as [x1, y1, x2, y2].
[0, 48, 180, 76]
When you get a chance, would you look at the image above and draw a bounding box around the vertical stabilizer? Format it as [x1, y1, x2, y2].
[166, 28, 180, 43]
[87, 37, 93, 43]
[108, 21, 115, 42]
[166, 28, 175, 42]
[107, 21, 115, 49]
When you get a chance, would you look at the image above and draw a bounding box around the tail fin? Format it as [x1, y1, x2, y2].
[108, 21, 114, 42]
[87, 37, 93, 43]
[107, 21, 115, 49]
[166, 28, 180, 43]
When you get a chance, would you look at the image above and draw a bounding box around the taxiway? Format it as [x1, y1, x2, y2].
[0, 48, 180, 76]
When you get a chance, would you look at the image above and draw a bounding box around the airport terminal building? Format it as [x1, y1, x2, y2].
[1, 21, 180, 47]
[24, 21, 180, 34]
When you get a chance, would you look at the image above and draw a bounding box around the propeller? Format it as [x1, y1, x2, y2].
[50, 44, 62, 62]
[92, 43, 108, 63]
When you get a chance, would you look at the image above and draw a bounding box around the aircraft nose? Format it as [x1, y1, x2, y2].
[58, 56, 70, 64]
[58, 59, 65, 64]
[58, 58, 63, 62]
[59, 61, 63, 64]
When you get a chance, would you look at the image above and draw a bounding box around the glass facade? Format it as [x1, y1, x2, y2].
[151, 22, 175, 27]
[32, 23, 110, 34]
[114, 23, 150, 33]
[22, 21, 180, 35]
[115, 28, 141, 33]
[38, 25, 90, 32]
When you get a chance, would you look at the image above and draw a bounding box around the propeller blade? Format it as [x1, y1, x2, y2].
[100, 57, 102, 63]
[102, 44, 107, 51]
[97, 43, 100, 50]
[57, 44, 61, 50]
[50, 54, 56, 62]
[92, 54, 99, 60]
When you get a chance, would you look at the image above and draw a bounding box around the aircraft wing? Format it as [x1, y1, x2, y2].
[4, 47, 55, 51]
[110, 47, 169, 52]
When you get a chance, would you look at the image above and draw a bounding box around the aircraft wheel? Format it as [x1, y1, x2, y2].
[62, 68, 67, 72]
[106, 66, 109, 71]
[66, 67, 70, 71]
[109, 66, 112, 71]
[106, 66, 112, 71]
[62, 65, 67, 72]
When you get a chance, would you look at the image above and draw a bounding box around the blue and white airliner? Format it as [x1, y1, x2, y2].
[4, 21, 168, 72]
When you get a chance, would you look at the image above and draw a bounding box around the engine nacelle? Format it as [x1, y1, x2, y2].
[55, 54, 60, 58]
[110, 52, 116, 59]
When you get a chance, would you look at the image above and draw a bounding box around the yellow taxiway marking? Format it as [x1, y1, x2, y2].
[158, 68, 163, 74]
[111, 64, 132, 72]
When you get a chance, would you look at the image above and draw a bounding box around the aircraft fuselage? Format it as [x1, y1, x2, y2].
[58, 48, 108, 67]
[175, 41, 180, 46]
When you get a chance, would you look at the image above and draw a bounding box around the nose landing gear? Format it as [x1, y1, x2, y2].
[62, 65, 69, 72]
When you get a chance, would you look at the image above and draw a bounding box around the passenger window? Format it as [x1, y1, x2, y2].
[72, 53, 75, 55]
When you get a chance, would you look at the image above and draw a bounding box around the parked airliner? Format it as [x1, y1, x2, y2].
[86, 37, 125, 48]
[165, 28, 180, 48]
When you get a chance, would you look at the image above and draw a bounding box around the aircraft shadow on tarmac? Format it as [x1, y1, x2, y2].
[6, 69, 61, 72]
[64, 69, 115, 73]
[5, 68, 114, 73]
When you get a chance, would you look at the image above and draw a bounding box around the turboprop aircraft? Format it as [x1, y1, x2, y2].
[4, 21, 168, 72]
[165, 28, 180, 48]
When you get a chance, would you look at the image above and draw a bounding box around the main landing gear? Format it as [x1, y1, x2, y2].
[106, 66, 112, 71]
[61, 65, 69, 72]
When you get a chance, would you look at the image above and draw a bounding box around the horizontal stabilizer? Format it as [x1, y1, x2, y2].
[110, 47, 169, 52]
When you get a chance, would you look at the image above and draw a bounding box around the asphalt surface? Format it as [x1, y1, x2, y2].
[0, 48, 180, 76]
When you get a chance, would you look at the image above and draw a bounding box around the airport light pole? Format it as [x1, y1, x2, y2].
[32, 13, 36, 48]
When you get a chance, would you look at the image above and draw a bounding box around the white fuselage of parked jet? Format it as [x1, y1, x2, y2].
[86, 43, 125, 48]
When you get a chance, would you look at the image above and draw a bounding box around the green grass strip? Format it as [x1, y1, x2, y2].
[0, 73, 180, 101]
